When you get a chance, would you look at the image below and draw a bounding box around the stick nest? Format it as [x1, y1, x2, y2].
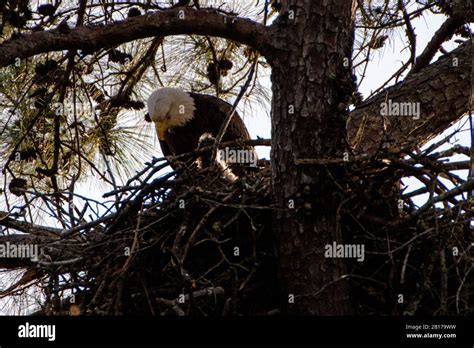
[1, 144, 473, 316]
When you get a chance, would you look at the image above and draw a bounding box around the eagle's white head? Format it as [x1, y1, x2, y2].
[147, 87, 196, 140]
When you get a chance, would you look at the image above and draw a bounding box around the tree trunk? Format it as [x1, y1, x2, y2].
[268, 0, 356, 314]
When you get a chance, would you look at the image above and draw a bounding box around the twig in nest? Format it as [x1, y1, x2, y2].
[156, 287, 225, 315]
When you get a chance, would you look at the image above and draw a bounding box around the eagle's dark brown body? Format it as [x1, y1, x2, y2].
[158, 93, 251, 157]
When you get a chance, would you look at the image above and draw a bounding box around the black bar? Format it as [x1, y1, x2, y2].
[0, 316, 473, 346]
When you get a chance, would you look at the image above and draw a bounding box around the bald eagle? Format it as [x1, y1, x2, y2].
[147, 88, 256, 176]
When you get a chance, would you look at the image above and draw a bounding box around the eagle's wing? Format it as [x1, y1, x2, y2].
[189, 93, 252, 142]
[190, 93, 257, 176]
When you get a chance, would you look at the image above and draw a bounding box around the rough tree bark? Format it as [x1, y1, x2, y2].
[267, 0, 356, 314]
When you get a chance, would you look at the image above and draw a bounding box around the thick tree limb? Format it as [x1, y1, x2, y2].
[410, 16, 465, 74]
[0, 233, 90, 270]
[0, 234, 57, 269]
[0, 7, 270, 67]
[348, 40, 473, 156]
[0, 211, 62, 238]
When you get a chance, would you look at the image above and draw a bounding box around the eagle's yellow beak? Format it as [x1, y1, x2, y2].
[155, 120, 168, 140]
